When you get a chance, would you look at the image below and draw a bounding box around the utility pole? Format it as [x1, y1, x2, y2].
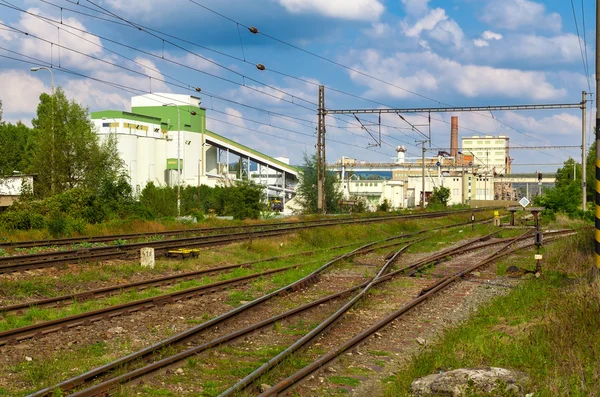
[317, 85, 326, 214]
[582, 91, 587, 212]
[418, 140, 427, 209]
[595, 0, 600, 274]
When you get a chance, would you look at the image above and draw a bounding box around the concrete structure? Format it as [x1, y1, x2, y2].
[91, 94, 298, 203]
[462, 135, 511, 175]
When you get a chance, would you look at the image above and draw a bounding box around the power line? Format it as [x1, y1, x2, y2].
[570, 0, 592, 92]
[0, 51, 393, 157]
[1, 0, 577, 160]
[6, 0, 396, 147]
[32, 0, 540, 148]
[182, 0, 569, 148]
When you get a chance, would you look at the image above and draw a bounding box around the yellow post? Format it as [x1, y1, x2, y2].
[596, 159, 600, 269]
[493, 210, 500, 227]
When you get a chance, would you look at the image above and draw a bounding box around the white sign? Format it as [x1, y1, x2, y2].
[535, 254, 543, 260]
[141, 247, 155, 268]
[519, 197, 530, 208]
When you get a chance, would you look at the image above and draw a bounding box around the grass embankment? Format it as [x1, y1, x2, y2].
[386, 226, 599, 397]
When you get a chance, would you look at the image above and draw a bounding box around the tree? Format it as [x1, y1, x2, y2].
[30, 87, 122, 196]
[534, 158, 583, 216]
[554, 157, 581, 190]
[0, 121, 36, 177]
[296, 152, 342, 214]
[428, 186, 451, 207]
[586, 141, 596, 205]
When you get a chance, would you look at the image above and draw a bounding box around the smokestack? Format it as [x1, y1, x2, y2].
[450, 116, 458, 158]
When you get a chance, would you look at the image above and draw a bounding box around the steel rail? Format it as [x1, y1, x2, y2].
[0, 209, 492, 274]
[0, 265, 302, 346]
[1, 235, 422, 315]
[39, 239, 424, 397]
[0, 208, 484, 249]
[218, 231, 506, 396]
[28, 228, 544, 397]
[258, 230, 574, 396]
[24, 220, 502, 397]
[25, 240, 383, 397]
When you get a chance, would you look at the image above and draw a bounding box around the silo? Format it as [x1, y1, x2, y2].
[119, 133, 138, 188]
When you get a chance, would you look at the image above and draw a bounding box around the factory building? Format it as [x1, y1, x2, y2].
[330, 116, 510, 209]
[91, 93, 297, 202]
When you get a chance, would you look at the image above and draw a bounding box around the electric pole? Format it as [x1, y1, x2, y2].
[582, 91, 587, 212]
[317, 85, 326, 214]
[418, 140, 427, 210]
[595, 0, 600, 274]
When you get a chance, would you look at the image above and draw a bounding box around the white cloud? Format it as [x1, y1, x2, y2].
[482, 31, 503, 41]
[401, 0, 431, 16]
[481, 0, 561, 32]
[347, 50, 566, 101]
[64, 78, 130, 111]
[474, 39, 489, 48]
[469, 33, 583, 66]
[404, 8, 464, 48]
[0, 70, 48, 115]
[277, 0, 384, 22]
[0, 20, 17, 41]
[364, 22, 394, 38]
[473, 30, 503, 48]
[17, 8, 104, 70]
[502, 112, 581, 136]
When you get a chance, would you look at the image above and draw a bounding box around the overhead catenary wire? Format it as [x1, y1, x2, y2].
[0, 7, 384, 146]
[37, 0, 538, 150]
[1, 1, 578, 163]
[30, 0, 556, 151]
[182, 0, 566, 148]
[0, 50, 397, 158]
[570, 0, 592, 93]
[2, 0, 397, 148]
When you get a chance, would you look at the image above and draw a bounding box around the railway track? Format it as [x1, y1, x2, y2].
[21, 227, 563, 397]
[0, 208, 492, 274]
[0, 209, 488, 250]
[254, 230, 575, 397]
[0, 235, 425, 346]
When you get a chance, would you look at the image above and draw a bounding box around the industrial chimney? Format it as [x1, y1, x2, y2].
[450, 116, 458, 158]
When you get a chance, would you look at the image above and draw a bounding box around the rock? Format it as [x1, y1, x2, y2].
[25, 356, 33, 362]
[107, 326, 124, 334]
[374, 332, 383, 338]
[411, 367, 530, 396]
[470, 271, 481, 277]
[259, 384, 272, 392]
[326, 367, 337, 373]
[175, 368, 184, 375]
[416, 337, 427, 346]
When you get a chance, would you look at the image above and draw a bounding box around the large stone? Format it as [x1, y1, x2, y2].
[411, 367, 529, 396]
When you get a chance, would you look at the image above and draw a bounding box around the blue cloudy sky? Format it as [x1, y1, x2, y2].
[0, 0, 594, 173]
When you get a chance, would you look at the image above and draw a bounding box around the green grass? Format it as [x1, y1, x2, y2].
[329, 376, 361, 387]
[385, 231, 600, 397]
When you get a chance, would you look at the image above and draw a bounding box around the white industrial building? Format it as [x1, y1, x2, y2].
[330, 117, 510, 210]
[91, 93, 298, 204]
[462, 135, 511, 175]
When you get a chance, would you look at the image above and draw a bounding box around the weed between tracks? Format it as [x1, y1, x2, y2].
[386, 228, 600, 397]
[0, 211, 500, 396]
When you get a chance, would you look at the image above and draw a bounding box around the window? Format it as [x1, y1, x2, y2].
[477, 141, 483, 144]
[485, 140, 490, 144]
